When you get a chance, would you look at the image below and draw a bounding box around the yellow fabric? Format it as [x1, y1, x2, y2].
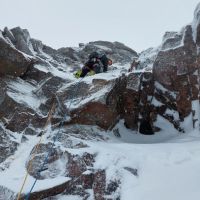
[88, 70, 95, 76]
[74, 69, 82, 78]
[74, 69, 95, 78]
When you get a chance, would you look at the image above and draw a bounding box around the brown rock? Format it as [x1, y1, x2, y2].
[70, 102, 118, 130]
[93, 170, 106, 200]
[0, 31, 33, 77]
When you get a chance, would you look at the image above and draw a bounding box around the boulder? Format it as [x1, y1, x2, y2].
[0, 31, 33, 77]
[153, 25, 198, 120]
[3, 27, 16, 43]
[192, 2, 200, 46]
[10, 27, 34, 56]
[0, 125, 18, 163]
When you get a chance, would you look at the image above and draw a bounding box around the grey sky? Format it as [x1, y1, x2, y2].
[0, 0, 199, 52]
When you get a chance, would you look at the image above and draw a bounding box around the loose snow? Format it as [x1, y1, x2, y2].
[192, 2, 200, 43]
[7, 78, 46, 110]
[0, 135, 70, 194]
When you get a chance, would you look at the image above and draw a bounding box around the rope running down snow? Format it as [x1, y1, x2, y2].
[24, 77, 84, 200]
[16, 99, 56, 200]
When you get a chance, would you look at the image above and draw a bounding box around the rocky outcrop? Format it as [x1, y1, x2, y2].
[153, 24, 199, 129]
[18, 127, 115, 200]
[58, 40, 138, 66]
[84, 41, 138, 64]
[59, 3, 200, 133]
[10, 27, 34, 56]
[154, 25, 197, 89]
[63, 77, 126, 130]
[0, 31, 33, 77]
[138, 47, 159, 70]
[3, 26, 138, 67]
[3, 27, 16, 44]
[0, 11, 199, 133]
[122, 72, 155, 130]
[192, 2, 200, 46]
[1, 3, 200, 199]
[0, 125, 18, 163]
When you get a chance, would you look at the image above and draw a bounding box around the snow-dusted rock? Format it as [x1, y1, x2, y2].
[0, 31, 33, 77]
[0, 125, 18, 163]
[3, 27, 16, 44]
[2, 3, 200, 198]
[138, 47, 159, 70]
[80, 41, 138, 64]
[10, 27, 34, 56]
[0, 186, 16, 200]
[153, 25, 198, 125]
[59, 77, 120, 130]
[192, 2, 200, 46]
[161, 31, 183, 51]
[30, 38, 43, 54]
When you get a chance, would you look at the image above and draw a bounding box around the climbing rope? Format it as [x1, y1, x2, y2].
[17, 77, 84, 200]
[24, 114, 64, 200]
[16, 99, 56, 200]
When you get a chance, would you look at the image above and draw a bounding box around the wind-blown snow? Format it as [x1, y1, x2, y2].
[94, 44, 112, 52]
[0, 135, 70, 194]
[155, 81, 177, 99]
[161, 31, 184, 51]
[7, 78, 46, 110]
[192, 2, 200, 43]
[34, 63, 71, 80]
[138, 47, 159, 70]
[192, 100, 200, 130]
[56, 195, 82, 200]
[93, 127, 200, 200]
[64, 84, 113, 109]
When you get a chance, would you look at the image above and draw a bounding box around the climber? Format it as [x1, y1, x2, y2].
[74, 52, 112, 78]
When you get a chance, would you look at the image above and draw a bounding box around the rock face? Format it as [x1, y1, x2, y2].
[153, 24, 199, 130]
[1, 26, 138, 78]
[0, 26, 139, 199]
[58, 40, 138, 66]
[192, 3, 200, 47]
[0, 30, 33, 77]
[1, 3, 200, 199]
[0, 125, 18, 163]
[80, 41, 138, 64]
[10, 27, 34, 56]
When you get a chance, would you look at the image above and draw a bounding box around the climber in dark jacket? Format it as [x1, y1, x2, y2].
[80, 52, 112, 77]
